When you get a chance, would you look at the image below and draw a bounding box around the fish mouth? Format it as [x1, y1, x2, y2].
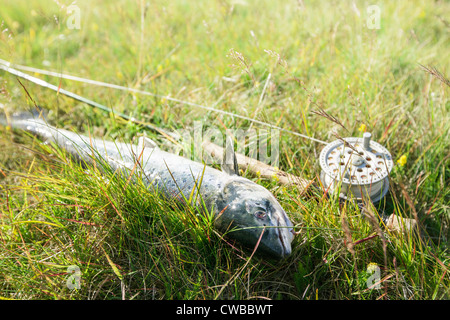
[275, 218, 292, 258]
[277, 229, 288, 257]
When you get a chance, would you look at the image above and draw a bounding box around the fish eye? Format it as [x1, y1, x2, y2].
[253, 210, 267, 219]
[250, 206, 268, 219]
[246, 200, 269, 219]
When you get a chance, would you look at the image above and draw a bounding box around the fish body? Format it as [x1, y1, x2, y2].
[2, 113, 294, 259]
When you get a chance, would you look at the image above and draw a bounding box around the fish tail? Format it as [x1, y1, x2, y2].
[0, 105, 47, 130]
[0, 104, 8, 127]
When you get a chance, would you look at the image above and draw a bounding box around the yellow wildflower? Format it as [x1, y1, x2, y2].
[397, 155, 407, 167]
[29, 28, 35, 42]
[367, 262, 379, 273]
[358, 123, 367, 132]
[418, 9, 426, 19]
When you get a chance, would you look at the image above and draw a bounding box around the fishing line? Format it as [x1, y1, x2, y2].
[0, 59, 395, 203]
[0, 59, 327, 145]
[0, 60, 176, 139]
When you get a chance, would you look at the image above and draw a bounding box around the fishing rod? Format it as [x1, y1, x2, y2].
[0, 58, 327, 145]
[0, 59, 177, 140]
[0, 59, 395, 204]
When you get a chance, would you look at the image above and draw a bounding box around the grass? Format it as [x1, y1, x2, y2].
[0, 0, 449, 300]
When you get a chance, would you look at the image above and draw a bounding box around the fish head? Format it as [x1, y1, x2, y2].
[215, 177, 294, 259]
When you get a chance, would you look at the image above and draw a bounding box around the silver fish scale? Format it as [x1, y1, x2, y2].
[5, 117, 295, 259]
[18, 119, 224, 201]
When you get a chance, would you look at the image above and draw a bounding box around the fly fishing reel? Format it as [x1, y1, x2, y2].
[319, 132, 393, 203]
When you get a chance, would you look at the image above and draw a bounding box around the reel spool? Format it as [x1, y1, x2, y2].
[319, 132, 394, 203]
